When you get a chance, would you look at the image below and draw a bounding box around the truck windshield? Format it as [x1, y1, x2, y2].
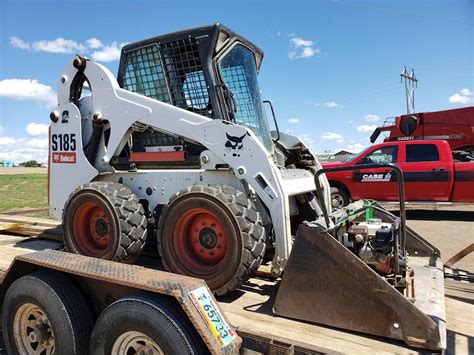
[219, 44, 274, 153]
[344, 147, 371, 162]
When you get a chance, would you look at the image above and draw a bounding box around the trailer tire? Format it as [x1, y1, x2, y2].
[2, 271, 92, 355]
[330, 186, 350, 208]
[63, 181, 147, 263]
[89, 293, 207, 355]
[157, 185, 266, 296]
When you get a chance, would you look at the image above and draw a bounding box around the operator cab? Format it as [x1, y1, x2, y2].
[116, 23, 273, 168]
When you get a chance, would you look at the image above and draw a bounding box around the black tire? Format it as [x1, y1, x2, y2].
[330, 186, 350, 208]
[157, 185, 266, 296]
[2, 271, 92, 355]
[63, 181, 147, 263]
[89, 293, 207, 355]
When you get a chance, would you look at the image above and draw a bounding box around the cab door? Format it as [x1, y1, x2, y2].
[398, 143, 453, 201]
[353, 145, 400, 201]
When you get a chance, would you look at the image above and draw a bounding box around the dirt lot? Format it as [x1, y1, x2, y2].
[404, 206, 474, 272]
[0, 173, 471, 352]
[0, 167, 47, 175]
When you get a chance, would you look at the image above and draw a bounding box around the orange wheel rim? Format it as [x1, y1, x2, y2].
[173, 208, 228, 271]
[72, 201, 112, 257]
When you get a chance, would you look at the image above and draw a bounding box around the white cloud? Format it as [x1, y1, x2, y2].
[10, 36, 30, 50]
[321, 132, 343, 140]
[0, 137, 48, 163]
[299, 133, 316, 151]
[288, 118, 299, 124]
[28, 137, 48, 149]
[348, 120, 354, 124]
[323, 101, 340, 108]
[0, 79, 56, 107]
[290, 38, 314, 47]
[356, 124, 377, 132]
[32, 38, 86, 54]
[91, 42, 127, 62]
[26, 122, 49, 136]
[86, 38, 103, 49]
[336, 138, 344, 144]
[10, 36, 126, 62]
[288, 37, 321, 59]
[364, 114, 380, 122]
[345, 143, 366, 153]
[0, 123, 49, 163]
[0, 137, 16, 145]
[449, 88, 472, 104]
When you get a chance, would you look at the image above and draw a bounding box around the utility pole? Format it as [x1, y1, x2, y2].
[400, 67, 418, 114]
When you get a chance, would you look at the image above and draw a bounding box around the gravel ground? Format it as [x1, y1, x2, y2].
[0, 204, 471, 353]
[404, 205, 474, 272]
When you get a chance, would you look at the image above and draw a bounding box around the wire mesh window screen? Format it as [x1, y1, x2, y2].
[119, 38, 213, 148]
[121, 45, 171, 103]
[219, 44, 273, 152]
[160, 38, 212, 117]
[221, 65, 258, 129]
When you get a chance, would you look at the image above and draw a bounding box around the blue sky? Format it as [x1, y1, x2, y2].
[0, 0, 473, 163]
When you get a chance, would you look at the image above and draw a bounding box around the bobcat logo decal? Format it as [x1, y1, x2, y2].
[225, 133, 247, 157]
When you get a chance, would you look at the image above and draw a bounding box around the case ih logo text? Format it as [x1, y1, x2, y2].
[52, 152, 76, 164]
[361, 173, 392, 182]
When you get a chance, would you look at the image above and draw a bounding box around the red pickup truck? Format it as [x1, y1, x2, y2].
[324, 140, 474, 207]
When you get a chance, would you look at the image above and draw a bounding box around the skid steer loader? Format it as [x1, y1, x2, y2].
[48, 24, 446, 350]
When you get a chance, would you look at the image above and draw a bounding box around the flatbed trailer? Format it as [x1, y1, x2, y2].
[0, 214, 472, 354]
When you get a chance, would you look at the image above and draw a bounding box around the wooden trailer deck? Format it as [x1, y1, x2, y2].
[0, 214, 472, 354]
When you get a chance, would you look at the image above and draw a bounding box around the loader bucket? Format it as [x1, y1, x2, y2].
[273, 222, 446, 351]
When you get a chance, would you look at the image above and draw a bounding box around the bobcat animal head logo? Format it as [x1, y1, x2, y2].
[225, 133, 247, 157]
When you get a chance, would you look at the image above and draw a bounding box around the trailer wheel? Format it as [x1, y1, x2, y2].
[63, 181, 147, 263]
[157, 185, 266, 296]
[2, 271, 92, 355]
[330, 186, 350, 208]
[89, 293, 206, 354]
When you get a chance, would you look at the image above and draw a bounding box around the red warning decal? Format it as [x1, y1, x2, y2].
[52, 152, 76, 164]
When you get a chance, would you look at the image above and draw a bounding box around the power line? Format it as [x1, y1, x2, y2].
[400, 67, 417, 114]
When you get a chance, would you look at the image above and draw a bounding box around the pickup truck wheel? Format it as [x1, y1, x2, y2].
[2, 271, 92, 355]
[89, 293, 206, 354]
[330, 187, 350, 208]
[63, 181, 147, 263]
[157, 185, 266, 296]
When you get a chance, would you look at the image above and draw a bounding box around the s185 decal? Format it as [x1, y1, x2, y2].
[51, 133, 76, 152]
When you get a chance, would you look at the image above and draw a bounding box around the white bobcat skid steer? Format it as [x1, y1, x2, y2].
[49, 24, 445, 350]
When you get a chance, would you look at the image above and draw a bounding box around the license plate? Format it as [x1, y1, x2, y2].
[189, 286, 236, 347]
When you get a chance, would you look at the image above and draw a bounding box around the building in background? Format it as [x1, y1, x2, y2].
[0, 160, 13, 168]
[317, 150, 354, 162]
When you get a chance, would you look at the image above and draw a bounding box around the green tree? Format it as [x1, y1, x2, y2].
[19, 160, 40, 167]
